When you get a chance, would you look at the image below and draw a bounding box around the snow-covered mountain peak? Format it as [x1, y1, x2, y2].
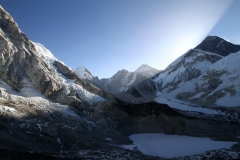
[194, 35, 240, 57]
[135, 64, 160, 78]
[154, 49, 223, 93]
[135, 64, 152, 72]
[0, 4, 112, 107]
[162, 49, 222, 74]
[163, 48, 218, 72]
[75, 66, 94, 80]
[76, 66, 86, 76]
[112, 69, 129, 77]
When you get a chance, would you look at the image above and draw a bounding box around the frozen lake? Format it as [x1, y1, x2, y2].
[122, 133, 235, 158]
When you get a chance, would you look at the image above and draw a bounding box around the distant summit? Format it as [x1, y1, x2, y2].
[135, 64, 160, 78]
[75, 66, 94, 80]
[194, 36, 240, 56]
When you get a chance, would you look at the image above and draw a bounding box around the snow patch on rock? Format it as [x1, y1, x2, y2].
[0, 105, 16, 112]
[69, 83, 105, 104]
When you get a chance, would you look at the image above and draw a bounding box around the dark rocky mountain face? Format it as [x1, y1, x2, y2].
[194, 35, 240, 56]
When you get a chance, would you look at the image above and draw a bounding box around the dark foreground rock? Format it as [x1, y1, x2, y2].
[0, 97, 240, 159]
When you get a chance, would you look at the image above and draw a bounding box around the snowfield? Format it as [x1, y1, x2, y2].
[155, 94, 219, 114]
[154, 49, 222, 88]
[69, 83, 105, 104]
[122, 133, 236, 158]
[205, 51, 240, 107]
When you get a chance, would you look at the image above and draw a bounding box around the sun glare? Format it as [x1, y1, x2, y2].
[146, 0, 234, 71]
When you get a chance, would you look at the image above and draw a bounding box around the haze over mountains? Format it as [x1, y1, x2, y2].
[76, 64, 159, 103]
[0, 5, 240, 159]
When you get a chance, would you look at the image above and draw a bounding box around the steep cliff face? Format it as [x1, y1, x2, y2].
[0, 6, 62, 97]
[0, 6, 116, 107]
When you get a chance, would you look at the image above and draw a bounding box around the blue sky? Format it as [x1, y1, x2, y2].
[1, 0, 239, 78]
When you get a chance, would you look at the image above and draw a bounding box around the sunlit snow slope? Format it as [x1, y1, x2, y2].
[33, 42, 105, 104]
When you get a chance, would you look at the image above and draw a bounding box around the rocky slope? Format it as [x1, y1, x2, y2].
[1, 80, 240, 159]
[1, 86, 240, 159]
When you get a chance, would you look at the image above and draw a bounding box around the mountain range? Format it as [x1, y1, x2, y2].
[76, 36, 240, 108]
[76, 64, 160, 102]
[0, 5, 240, 159]
[154, 36, 240, 108]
